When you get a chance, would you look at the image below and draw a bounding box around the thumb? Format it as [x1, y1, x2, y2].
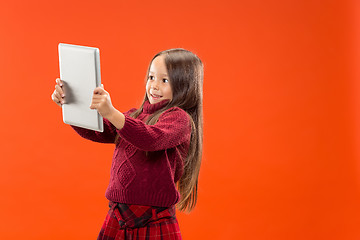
[101, 84, 104, 88]
[94, 86, 106, 95]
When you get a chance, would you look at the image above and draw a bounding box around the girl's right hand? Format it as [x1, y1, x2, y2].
[51, 78, 65, 107]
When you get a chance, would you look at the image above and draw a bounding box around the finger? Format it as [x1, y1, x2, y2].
[101, 84, 104, 88]
[55, 84, 65, 97]
[56, 78, 63, 87]
[51, 90, 59, 102]
[54, 90, 65, 104]
[92, 94, 107, 99]
[89, 103, 99, 109]
[52, 90, 62, 105]
[93, 87, 106, 95]
[53, 89, 60, 101]
[90, 97, 102, 103]
[90, 100, 100, 106]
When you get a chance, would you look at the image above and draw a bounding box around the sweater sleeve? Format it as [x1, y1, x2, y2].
[70, 108, 137, 144]
[117, 107, 192, 151]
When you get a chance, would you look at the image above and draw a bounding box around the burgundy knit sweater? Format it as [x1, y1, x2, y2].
[70, 100, 191, 207]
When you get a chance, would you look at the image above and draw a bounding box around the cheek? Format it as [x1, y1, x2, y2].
[166, 87, 173, 98]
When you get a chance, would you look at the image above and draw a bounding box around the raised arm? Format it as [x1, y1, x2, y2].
[116, 107, 192, 151]
[70, 118, 117, 143]
[71, 108, 137, 143]
[82, 86, 191, 149]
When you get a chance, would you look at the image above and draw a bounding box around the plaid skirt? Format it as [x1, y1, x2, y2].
[97, 201, 182, 240]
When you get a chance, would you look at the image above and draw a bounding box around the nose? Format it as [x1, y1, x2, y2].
[151, 80, 159, 90]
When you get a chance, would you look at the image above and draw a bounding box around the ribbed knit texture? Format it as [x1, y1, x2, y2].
[71, 100, 191, 207]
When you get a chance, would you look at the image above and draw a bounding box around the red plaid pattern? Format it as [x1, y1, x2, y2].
[97, 201, 182, 240]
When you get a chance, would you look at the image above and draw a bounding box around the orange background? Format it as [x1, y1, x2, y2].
[0, 0, 359, 239]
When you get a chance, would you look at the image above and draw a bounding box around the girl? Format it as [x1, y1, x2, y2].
[51, 48, 203, 239]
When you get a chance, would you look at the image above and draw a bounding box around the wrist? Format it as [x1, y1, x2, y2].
[107, 108, 125, 129]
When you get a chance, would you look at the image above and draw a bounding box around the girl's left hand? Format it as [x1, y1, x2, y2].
[90, 84, 115, 119]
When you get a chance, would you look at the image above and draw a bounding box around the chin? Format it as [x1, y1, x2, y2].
[150, 99, 161, 104]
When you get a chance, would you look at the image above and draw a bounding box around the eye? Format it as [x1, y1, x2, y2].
[162, 78, 169, 83]
[148, 75, 155, 80]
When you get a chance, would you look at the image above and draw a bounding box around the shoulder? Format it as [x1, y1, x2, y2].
[163, 106, 189, 117]
[159, 107, 191, 124]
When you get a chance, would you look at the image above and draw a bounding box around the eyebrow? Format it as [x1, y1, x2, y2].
[149, 71, 168, 76]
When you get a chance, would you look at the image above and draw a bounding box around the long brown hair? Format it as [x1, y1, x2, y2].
[115, 48, 203, 213]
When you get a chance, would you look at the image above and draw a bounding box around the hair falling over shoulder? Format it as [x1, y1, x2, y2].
[125, 48, 204, 213]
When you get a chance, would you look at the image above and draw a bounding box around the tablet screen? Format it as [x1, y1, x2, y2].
[58, 43, 103, 132]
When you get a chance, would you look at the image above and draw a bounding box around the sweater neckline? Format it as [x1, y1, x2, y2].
[142, 99, 170, 114]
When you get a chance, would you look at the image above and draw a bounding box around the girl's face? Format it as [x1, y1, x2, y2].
[146, 55, 173, 104]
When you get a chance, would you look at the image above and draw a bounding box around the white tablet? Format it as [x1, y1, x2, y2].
[58, 43, 103, 132]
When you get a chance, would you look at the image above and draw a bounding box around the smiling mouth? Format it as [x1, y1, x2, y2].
[150, 93, 162, 99]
